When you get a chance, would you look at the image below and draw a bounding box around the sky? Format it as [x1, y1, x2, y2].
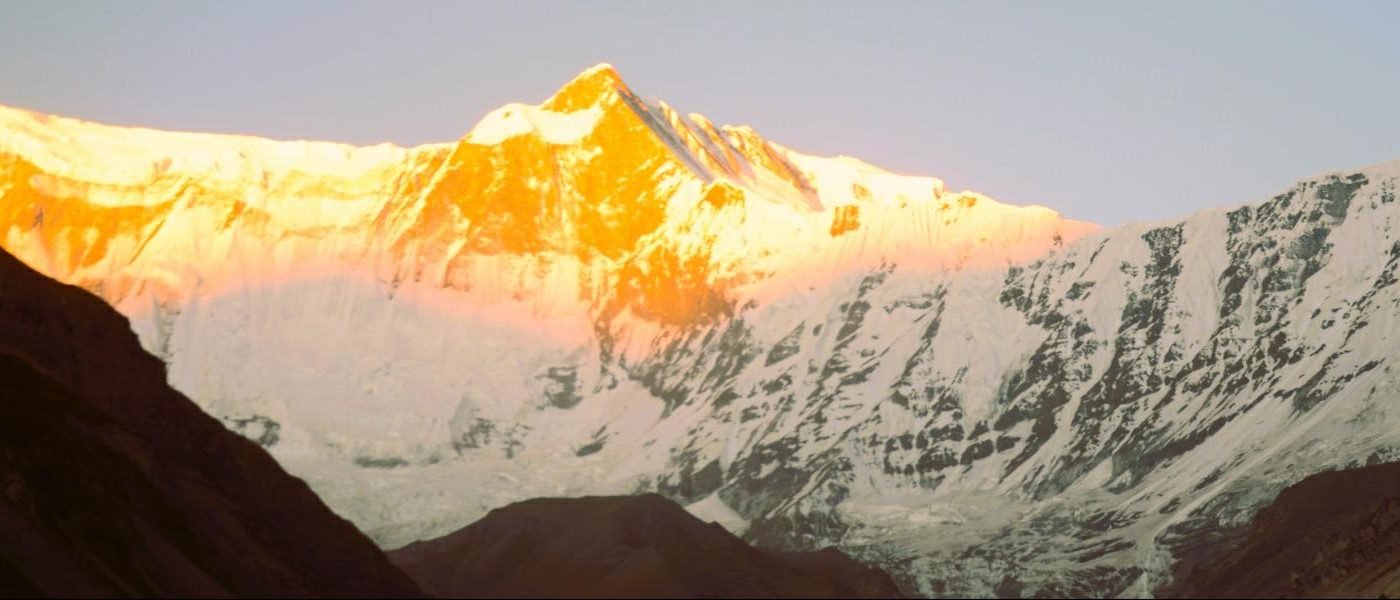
[2, 1, 1397, 226]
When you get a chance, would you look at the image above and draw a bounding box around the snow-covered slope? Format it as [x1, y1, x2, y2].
[4, 64, 1397, 596]
[0, 63, 1090, 465]
[649, 161, 1400, 596]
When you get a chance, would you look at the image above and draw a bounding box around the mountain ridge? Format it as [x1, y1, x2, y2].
[0, 63, 1092, 319]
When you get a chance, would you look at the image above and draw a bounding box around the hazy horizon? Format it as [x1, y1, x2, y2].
[3, 1, 1397, 226]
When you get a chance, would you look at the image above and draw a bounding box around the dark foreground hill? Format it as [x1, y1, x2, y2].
[1163, 460, 1400, 598]
[389, 494, 902, 599]
[0, 248, 423, 597]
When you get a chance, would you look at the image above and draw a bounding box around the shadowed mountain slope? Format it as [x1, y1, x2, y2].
[388, 494, 901, 599]
[1162, 461, 1400, 598]
[0, 247, 422, 597]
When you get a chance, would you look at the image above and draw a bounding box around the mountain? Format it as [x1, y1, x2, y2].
[1161, 461, 1400, 598]
[0, 64, 1092, 544]
[2, 64, 1399, 596]
[0, 247, 422, 597]
[388, 494, 901, 599]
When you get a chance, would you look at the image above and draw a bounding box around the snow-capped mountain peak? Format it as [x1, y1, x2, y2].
[542, 62, 628, 111]
[10, 64, 1390, 597]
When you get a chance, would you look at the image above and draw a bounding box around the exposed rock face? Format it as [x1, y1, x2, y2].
[387, 494, 901, 599]
[1161, 461, 1400, 598]
[628, 163, 1400, 596]
[0, 248, 422, 598]
[830, 204, 861, 237]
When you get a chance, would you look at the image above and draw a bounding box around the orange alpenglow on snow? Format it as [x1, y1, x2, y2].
[0, 63, 1097, 338]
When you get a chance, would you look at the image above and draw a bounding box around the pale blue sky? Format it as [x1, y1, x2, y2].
[3, 1, 1397, 225]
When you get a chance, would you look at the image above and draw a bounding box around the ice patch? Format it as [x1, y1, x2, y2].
[685, 492, 749, 535]
[466, 103, 603, 145]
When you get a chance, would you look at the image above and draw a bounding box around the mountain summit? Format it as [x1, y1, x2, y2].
[542, 62, 628, 111]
